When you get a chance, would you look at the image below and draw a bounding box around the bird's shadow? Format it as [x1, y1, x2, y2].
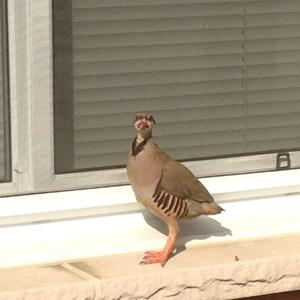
[142, 211, 231, 258]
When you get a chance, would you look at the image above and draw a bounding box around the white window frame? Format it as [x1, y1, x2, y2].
[1, 0, 300, 226]
[4, 0, 131, 196]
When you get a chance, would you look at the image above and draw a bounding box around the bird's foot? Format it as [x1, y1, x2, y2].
[139, 250, 168, 266]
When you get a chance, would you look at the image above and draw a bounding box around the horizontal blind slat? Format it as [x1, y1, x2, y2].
[247, 125, 300, 142]
[247, 38, 300, 53]
[74, 92, 244, 116]
[73, 28, 244, 49]
[248, 112, 300, 129]
[247, 75, 300, 91]
[247, 13, 300, 27]
[73, 3, 244, 22]
[246, 0, 300, 14]
[73, 15, 243, 35]
[248, 100, 300, 116]
[247, 50, 300, 66]
[74, 118, 244, 143]
[73, 0, 245, 9]
[73, 62, 300, 89]
[74, 79, 243, 103]
[246, 138, 300, 153]
[74, 41, 243, 62]
[247, 25, 300, 40]
[74, 105, 245, 130]
[247, 88, 300, 103]
[74, 67, 242, 90]
[247, 63, 300, 79]
[74, 54, 243, 76]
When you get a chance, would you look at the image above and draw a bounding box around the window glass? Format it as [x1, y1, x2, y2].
[0, 1, 11, 182]
[53, 0, 300, 174]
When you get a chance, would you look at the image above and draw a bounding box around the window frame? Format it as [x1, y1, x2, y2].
[0, 0, 12, 183]
[0, 0, 31, 195]
[1, 0, 300, 207]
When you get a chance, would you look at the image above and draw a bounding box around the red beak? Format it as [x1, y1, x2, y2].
[136, 119, 149, 130]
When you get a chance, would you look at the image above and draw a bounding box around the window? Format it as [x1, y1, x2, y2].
[52, 0, 300, 179]
[1, 0, 300, 270]
[0, 1, 11, 183]
[1, 0, 300, 198]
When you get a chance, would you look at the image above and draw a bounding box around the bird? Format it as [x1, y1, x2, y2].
[126, 112, 224, 266]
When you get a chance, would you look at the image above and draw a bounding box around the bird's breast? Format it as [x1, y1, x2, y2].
[127, 151, 162, 201]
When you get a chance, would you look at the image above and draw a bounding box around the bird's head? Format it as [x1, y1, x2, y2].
[133, 112, 156, 132]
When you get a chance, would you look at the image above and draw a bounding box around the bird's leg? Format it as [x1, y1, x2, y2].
[140, 224, 179, 266]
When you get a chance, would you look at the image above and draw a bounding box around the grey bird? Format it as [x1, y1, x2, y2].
[127, 112, 224, 265]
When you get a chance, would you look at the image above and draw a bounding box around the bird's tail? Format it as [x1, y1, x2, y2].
[200, 202, 225, 215]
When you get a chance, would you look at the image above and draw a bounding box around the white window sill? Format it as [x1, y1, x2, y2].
[1, 191, 300, 269]
[0, 169, 300, 268]
[1, 168, 300, 225]
[1, 194, 300, 299]
[1, 170, 300, 299]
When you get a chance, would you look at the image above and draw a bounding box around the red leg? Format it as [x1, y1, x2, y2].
[140, 224, 178, 266]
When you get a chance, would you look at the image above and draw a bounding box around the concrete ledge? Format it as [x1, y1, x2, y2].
[1, 234, 300, 300]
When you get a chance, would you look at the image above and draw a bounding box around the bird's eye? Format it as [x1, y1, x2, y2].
[149, 115, 156, 124]
[133, 115, 140, 123]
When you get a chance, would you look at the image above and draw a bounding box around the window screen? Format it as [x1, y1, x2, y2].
[0, 1, 11, 182]
[53, 0, 300, 174]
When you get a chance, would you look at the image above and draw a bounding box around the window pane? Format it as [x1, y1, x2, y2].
[0, 1, 11, 182]
[53, 0, 300, 174]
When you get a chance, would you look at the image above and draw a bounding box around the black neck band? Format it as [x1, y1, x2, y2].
[131, 137, 148, 156]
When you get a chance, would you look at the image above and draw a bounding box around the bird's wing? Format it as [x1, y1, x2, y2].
[154, 158, 214, 203]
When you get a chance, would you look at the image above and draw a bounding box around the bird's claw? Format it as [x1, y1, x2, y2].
[139, 250, 168, 266]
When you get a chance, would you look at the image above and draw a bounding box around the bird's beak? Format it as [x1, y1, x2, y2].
[136, 119, 149, 130]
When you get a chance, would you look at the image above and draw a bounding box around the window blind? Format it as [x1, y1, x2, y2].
[54, 0, 300, 173]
